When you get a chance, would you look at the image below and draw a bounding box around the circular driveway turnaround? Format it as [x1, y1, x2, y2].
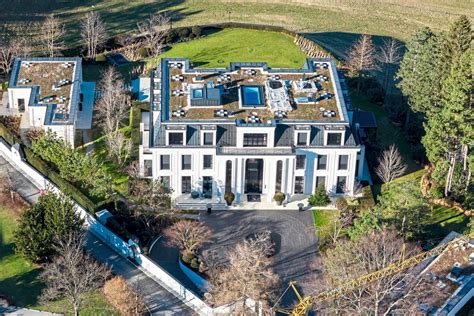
[200, 209, 318, 293]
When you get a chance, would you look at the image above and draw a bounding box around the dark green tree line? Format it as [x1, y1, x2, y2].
[397, 15, 473, 205]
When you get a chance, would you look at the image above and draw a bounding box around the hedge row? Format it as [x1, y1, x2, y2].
[0, 122, 108, 213]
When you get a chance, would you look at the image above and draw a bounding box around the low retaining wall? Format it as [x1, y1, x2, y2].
[0, 140, 257, 315]
[179, 259, 210, 292]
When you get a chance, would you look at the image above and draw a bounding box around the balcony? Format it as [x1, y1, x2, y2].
[216, 145, 295, 156]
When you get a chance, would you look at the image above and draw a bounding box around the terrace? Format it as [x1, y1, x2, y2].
[165, 61, 340, 122]
[15, 61, 76, 119]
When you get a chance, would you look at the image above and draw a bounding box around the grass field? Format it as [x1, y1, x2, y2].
[0, 206, 115, 314]
[149, 28, 307, 68]
[0, 206, 43, 306]
[0, 0, 470, 49]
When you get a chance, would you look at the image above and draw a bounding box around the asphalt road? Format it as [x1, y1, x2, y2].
[0, 154, 194, 315]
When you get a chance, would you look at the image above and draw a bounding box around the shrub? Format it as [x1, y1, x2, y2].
[428, 186, 444, 199]
[273, 192, 286, 204]
[182, 251, 195, 264]
[0, 115, 21, 138]
[191, 25, 202, 37]
[224, 192, 235, 206]
[25, 128, 44, 143]
[103, 276, 146, 316]
[190, 258, 200, 269]
[358, 186, 376, 211]
[308, 186, 331, 206]
[165, 30, 177, 44]
[23, 146, 100, 212]
[177, 27, 190, 40]
[335, 197, 349, 212]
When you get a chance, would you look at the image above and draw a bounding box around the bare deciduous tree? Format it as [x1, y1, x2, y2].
[0, 39, 18, 76]
[39, 232, 110, 316]
[41, 14, 65, 57]
[105, 131, 132, 166]
[80, 11, 107, 60]
[347, 34, 378, 92]
[375, 144, 407, 183]
[96, 67, 131, 163]
[103, 276, 147, 315]
[378, 38, 402, 92]
[319, 229, 419, 315]
[96, 67, 130, 133]
[137, 13, 170, 57]
[206, 234, 279, 314]
[163, 220, 212, 255]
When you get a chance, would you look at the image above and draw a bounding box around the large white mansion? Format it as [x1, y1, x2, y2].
[139, 58, 370, 207]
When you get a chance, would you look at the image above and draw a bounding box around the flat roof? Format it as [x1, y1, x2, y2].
[9, 57, 82, 125]
[152, 58, 348, 124]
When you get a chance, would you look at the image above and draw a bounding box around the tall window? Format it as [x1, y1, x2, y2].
[203, 132, 214, 145]
[317, 155, 327, 170]
[182, 155, 191, 170]
[338, 155, 349, 170]
[294, 176, 304, 194]
[169, 132, 184, 145]
[203, 176, 213, 197]
[160, 155, 170, 170]
[181, 176, 191, 194]
[297, 132, 308, 146]
[144, 160, 153, 177]
[203, 155, 213, 169]
[243, 133, 267, 147]
[225, 160, 232, 193]
[327, 133, 342, 145]
[275, 160, 283, 192]
[336, 176, 346, 194]
[18, 98, 25, 112]
[296, 155, 306, 169]
[315, 176, 326, 189]
[161, 176, 170, 192]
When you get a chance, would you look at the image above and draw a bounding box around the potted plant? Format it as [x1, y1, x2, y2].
[273, 192, 286, 206]
[224, 192, 235, 206]
[191, 191, 199, 199]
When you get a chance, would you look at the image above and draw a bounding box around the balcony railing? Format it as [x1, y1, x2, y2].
[216, 145, 295, 156]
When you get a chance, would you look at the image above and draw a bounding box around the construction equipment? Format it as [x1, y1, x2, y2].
[275, 232, 473, 316]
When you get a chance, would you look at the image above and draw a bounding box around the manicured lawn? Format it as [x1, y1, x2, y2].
[33, 290, 118, 316]
[148, 28, 308, 68]
[424, 204, 469, 240]
[0, 207, 43, 306]
[0, 206, 116, 314]
[1, 0, 467, 50]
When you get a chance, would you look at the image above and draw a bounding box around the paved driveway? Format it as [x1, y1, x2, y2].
[200, 209, 318, 293]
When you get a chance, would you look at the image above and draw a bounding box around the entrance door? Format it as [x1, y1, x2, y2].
[18, 98, 25, 112]
[245, 159, 263, 193]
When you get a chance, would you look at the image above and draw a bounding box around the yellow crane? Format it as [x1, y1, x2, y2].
[275, 232, 473, 316]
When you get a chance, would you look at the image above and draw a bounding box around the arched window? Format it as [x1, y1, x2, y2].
[275, 160, 283, 192]
[225, 160, 232, 193]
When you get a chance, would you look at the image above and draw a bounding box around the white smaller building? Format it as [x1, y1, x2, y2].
[5, 57, 95, 146]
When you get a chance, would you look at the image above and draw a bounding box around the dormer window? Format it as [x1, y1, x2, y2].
[326, 132, 342, 146]
[168, 132, 184, 145]
[296, 132, 309, 146]
[203, 132, 214, 145]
